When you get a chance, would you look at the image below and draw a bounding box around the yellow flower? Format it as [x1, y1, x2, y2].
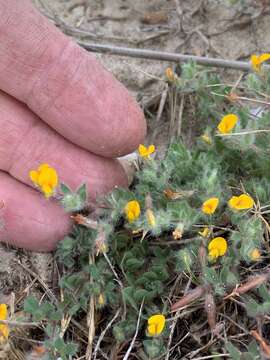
[208, 237, 227, 261]
[97, 243, 107, 255]
[251, 53, 270, 72]
[124, 200, 141, 223]
[165, 67, 175, 82]
[199, 227, 210, 237]
[228, 194, 254, 210]
[202, 198, 219, 215]
[147, 314, 165, 336]
[201, 134, 212, 145]
[29, 163, 58, 198]
[0, 304, 9, 343]
[217, 114, 238, 134]
[146, 209, 156, 227]
[250, 248, 261, 261]
[138, 144, 155, 159]
[98, 294, 105, 306]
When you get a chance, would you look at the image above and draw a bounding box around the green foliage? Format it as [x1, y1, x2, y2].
[44, 324, 78, 360]
[113, 319, 137, 343]
[143, 338, 165, 358]
[24, 297, 62, 322]
[60, 183, 88, 212]
[23, 61, 270, 357]
[246, 285, 270, 317]
[24, 298, 77, 359]
[226, 341, 260, 360]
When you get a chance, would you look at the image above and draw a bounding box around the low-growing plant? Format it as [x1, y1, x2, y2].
[10, 55, 270, 358]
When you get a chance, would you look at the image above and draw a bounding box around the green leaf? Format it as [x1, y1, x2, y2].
[113, 320, 137, 343]
[125, 258, 145, 271]
[77, 183, 87, 202]
[246, 298, 260, 317]
[54, 337, 66, 351]
[151, 265, 169, 281]
[143, 338, 164, 359]
[60, 183, 72, 195]
[262, 301, 270, 314]
[133, 289, 149, 302]
[122, 287, 138, 310]
[137, 272, 158, 283]
[203, 267, 225, 296]
[226, 342, 241, 360]
[113, 324, 126, 343]
[68, 304, 81, 316]
[60, 236, 75, 251]
[220, 266, 238, 286]
[24, 296, 39, 314]
[49, 310, 63, 321]
[64, 342, 78, 356]
[247, 340, 260, 357]
[176, 249, 193, 272]
[258, 285, 270, 302]
[40, 302, 54, 314]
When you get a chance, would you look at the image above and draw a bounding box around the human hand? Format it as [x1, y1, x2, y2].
[0, 0, 146, 251]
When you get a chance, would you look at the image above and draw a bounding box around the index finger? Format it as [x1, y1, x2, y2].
[0, 0, 146, 158]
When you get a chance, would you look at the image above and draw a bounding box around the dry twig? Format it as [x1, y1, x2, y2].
[86, 255, 95, 360]
[251, 329, 270, 357]
[93, 309, 120, 360]
[78, 42, 270, 71]
[123, 301, 144, 360]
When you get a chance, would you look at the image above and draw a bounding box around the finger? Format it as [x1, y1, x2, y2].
[0, 172, 71, 251]
[0, 0, 146, 158]
[0, 91, 128, 199]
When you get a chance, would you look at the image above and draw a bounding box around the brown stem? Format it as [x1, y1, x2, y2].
[204, 292, 216, 332]
[171, 286, 206, 312]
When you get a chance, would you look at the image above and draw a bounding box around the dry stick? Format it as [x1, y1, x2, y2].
[165, 278, 192, 360]
[38, 0, 268, 71]
[169, 87, 177, 140]
[16, 260, 56, 303]
[235, 96, 270, 106]
[93, 309, 120, 360]
[174, 0, 184, 32]
[59, 288, 72, 338]
[86, 255, 95, 360]
[151, 84, 169, 143]
[77, 42, 270, 71]
[251, 329, 270, 357]
[191, 355, 230, 360]
[156, 332, 190, 360]
[216, 129, 270, 137]
[137, 31, 171, 45]
[122, 300, 144, 360]
[212, 91, 270, 106]
[0, 319, 39, 327]
[122, 60, 163, 82]
[103, 252, 127, 319]
[176, 95, 185, 138]
[185, 339, 217, 359]
[231, 73, 244, 93]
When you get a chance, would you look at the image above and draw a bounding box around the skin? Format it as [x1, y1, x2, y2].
[0, 0, 146, 251]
